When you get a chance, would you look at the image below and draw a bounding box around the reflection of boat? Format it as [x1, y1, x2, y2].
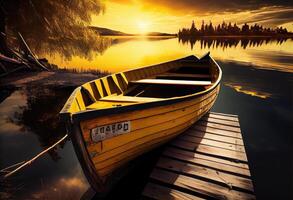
[59, 53, 222, 192]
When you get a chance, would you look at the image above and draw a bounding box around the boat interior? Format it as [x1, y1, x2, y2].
[61, 54, 220, 115]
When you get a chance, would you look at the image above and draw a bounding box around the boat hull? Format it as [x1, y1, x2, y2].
[71, 84, 220, 192]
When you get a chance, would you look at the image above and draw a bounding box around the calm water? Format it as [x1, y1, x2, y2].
[0, 37, 292, 200]
[43, 36, 293, 73]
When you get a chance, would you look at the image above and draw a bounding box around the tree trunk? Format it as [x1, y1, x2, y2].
[0, 6, 12, 57]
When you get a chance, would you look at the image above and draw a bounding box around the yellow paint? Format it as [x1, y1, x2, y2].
[85, 92, 217, 155]
[80, 87, 219, 142]
[96, 98, 216, 177]
[60, 55, 222, 185]
[92, 97, 216, 165]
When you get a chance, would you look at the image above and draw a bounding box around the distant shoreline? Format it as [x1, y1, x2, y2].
[89, 26, 177, 37]
[99, 34, 293, 39]
[89, 26, 293, 38]
[100, 34, 293, 39]
[179, 35, 293, 38]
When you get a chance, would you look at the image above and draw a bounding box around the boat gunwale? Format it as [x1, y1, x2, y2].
[70, 53, 222, 123]
[60, 53, 222, 193]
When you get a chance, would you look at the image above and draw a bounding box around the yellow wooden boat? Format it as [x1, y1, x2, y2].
[60, 53, 222, 192]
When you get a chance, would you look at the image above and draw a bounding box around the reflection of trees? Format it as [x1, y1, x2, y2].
[178, 37, 289, 50]
[31, 33, 112, 61]
[1, 0, 109, 60]
[14, 86, 72, 161]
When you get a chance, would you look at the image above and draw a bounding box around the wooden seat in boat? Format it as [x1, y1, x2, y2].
[99, 95, 164, 103]
[131, 79, 212, 86]
[156, 73, 210, 79]
[156, 72, 211, 79]
[86, 96, 164, 110]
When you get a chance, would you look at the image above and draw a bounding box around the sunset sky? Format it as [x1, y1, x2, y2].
[91, 0, 293, 34]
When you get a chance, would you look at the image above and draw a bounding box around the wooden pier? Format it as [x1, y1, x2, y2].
[142, 112, 255, 200]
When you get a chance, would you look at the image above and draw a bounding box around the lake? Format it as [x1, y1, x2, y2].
[0, 36, 292, 200]
[43, 36, 293, 73]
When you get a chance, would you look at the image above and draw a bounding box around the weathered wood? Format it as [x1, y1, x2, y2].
[205, 113, 239, 122]
[185, 129, 244, 146]
[178, 135, 245, 152]
[165, 147, 249, 169]
[209, 112, 238, 117]
[142, 112, 255, 199]
[156, 157, 254, 192]
[198, 121, 241, 133]
[192, 124, 242, 139]
[143, 183, 204, 200]
[0, 54, 22, 64]
[201, 116, 240, 127]
[150, 169, 255, 200]
[171, 140, 248, 162]
[163, 147, 251, 177]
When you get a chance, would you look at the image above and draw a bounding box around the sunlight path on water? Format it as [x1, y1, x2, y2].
[43, 37, 293, 73]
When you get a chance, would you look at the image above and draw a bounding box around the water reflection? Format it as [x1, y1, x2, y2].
[0, 86, 89, 200]
[41, 36, 293, 73]
[224, 83, 272, 99]
[212, 62, 292, 199]
[30, 166, 88, 200]
[35, 36, 174, 62]
[32, 35, 112, 61]
[178, 37, 290, 50]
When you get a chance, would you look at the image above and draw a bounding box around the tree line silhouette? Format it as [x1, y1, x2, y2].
[178, 20, 292, 37]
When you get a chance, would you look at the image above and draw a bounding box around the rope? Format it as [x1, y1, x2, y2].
[0, 161, 25, 173]
[1, 134, 68, 179]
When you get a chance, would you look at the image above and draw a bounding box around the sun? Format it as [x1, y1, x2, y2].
[137, 21, 150, 34]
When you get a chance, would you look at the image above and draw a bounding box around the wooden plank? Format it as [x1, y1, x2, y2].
[0, 54, 22, 64]
[165, 147, 249, 169]
[205, 113, 239, 122]
[201, 116, 240, 127]
[131, 79, 212, 86]
[157, 73, 210, 79]
[197, 121, 241, 133]
[178, 135, 245, 152]
[171, 140, 248, 162]
[143, 183, 204, 200]
[163, 147, 251, 177]
[157, 157, 253, 192]
[192, 125, 242, 139]
[209, 111, 238, 117]
[142, 112, 255, 199]
[100, 95, 164, 103]
[185, 129, 244, 146]
[150, 168, 255, 200]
